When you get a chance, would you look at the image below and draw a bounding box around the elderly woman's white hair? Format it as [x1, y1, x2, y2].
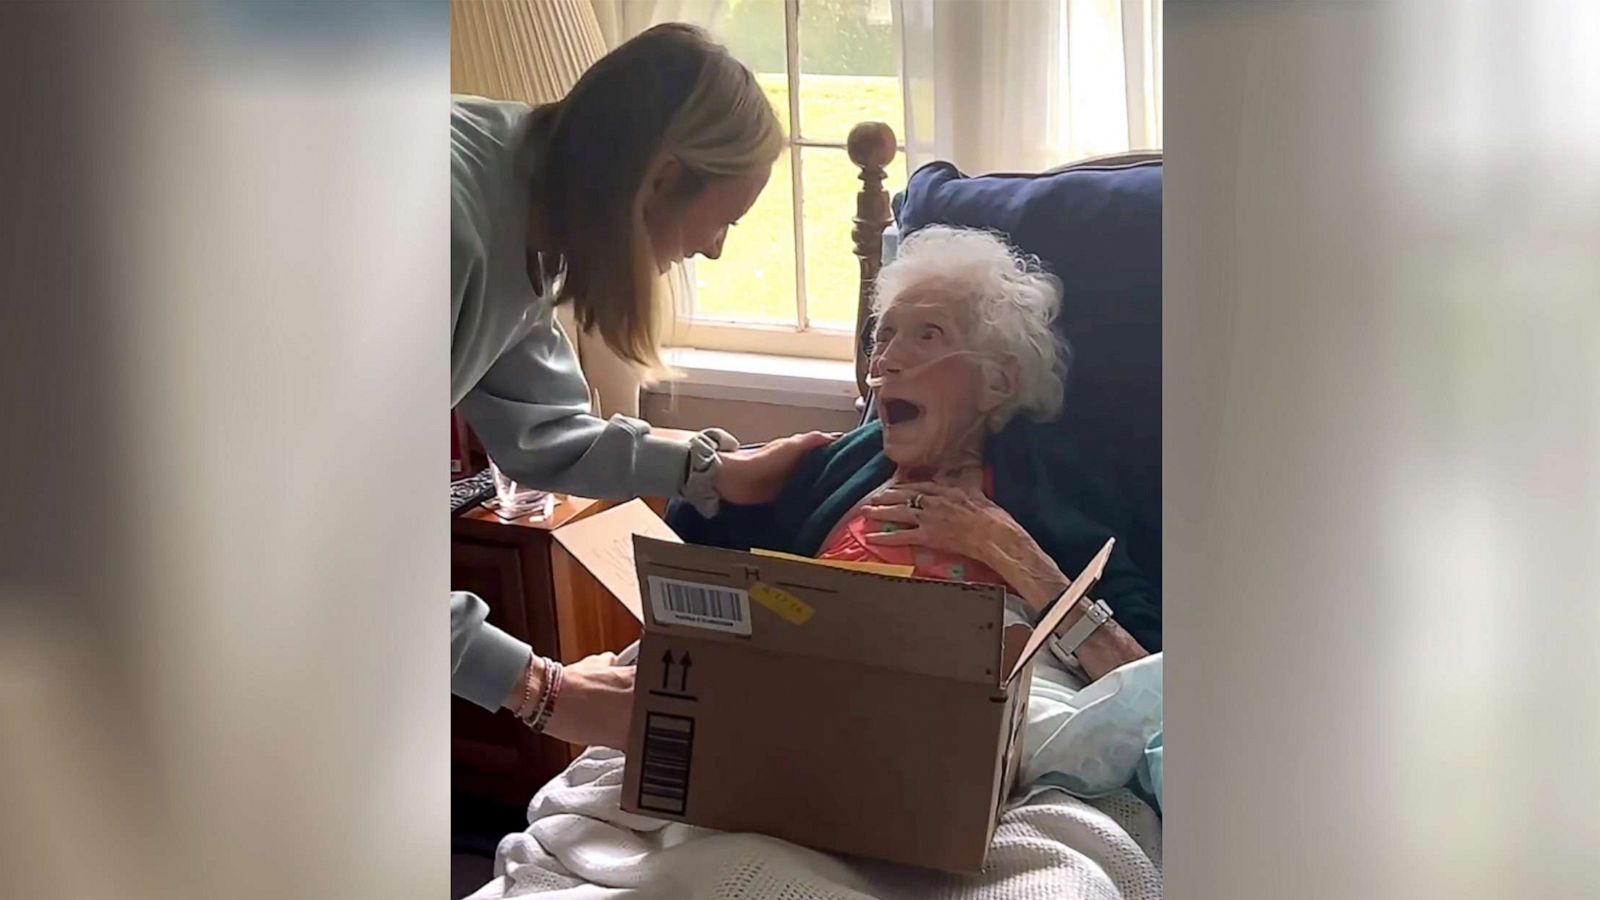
[873, 226, 1069, 429]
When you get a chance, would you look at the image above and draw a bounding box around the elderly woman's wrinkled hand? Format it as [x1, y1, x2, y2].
[861, 481, 1027, 565]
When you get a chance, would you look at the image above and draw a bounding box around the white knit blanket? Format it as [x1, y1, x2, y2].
[465, 749, 1161, 900]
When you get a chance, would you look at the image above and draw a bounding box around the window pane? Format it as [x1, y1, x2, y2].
[797, 0, 905, 143]
[689, 150, 798, 326]
[697, 0, 796, 326]
[715, 0, 791, 133]
[801, 146, 908, 330]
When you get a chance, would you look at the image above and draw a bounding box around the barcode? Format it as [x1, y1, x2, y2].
[661, 582, 744, 621]
[637, 713, 694, 815]
[647, 576, 752, 635]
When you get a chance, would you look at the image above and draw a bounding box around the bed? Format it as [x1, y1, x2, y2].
[466, 122, 1165, 899]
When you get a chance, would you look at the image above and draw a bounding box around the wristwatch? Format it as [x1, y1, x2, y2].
[1048, 597, 1115, 671]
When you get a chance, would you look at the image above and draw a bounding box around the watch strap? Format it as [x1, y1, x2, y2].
[1052, 598, 1114, 658]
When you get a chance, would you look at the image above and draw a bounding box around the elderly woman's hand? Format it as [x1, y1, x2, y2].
[861, 481, 1028, 565]
[864, 480, 1148, 682]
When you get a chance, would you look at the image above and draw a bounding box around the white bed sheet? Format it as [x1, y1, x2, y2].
[467, 749, 1161, 899]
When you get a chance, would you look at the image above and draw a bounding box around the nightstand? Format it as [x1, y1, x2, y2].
[451, 494, 604, 824]
[451, 433, 688, 832]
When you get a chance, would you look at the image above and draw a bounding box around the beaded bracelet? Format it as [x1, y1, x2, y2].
[530, 660, 564, 734]
[520, 658, 564, 734]
[515, 653, 542, 719]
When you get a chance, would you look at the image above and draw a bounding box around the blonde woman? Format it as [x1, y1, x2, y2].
[450, 24, 831, 749]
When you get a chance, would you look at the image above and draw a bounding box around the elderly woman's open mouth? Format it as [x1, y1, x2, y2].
[879, 397, 925, 425]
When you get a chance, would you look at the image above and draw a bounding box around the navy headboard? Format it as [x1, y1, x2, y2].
[889, 156, 1163, 584]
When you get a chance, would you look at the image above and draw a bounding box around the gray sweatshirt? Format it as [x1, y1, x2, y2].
[449, 95, 691, 710]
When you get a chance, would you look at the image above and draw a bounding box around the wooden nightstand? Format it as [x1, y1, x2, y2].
[451, 495, 600, 821]
[451, 431, 688, 832]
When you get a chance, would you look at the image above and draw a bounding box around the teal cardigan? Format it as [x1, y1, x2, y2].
[670, 420, 1162, 652]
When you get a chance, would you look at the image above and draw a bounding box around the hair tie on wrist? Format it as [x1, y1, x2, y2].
[682, 427, 739, 517]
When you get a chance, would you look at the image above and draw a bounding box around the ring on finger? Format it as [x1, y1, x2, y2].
[910, 493, 925, 510]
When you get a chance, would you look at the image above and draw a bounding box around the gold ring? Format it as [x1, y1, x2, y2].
[910, 493, 925, 510]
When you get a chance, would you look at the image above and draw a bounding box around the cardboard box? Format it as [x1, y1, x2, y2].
[551, 499, 1113, 873]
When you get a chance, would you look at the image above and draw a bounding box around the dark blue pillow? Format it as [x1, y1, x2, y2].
[895, 159, 1163, 585]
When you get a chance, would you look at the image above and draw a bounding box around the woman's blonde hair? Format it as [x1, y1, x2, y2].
[529, 23, 784, 369]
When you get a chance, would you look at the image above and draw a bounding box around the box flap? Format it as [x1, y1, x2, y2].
[1003, 538, 1115, 685]
[750, 548, 915, 578]
[634, 536, 1006, 685]
[550, 499, 679, 622]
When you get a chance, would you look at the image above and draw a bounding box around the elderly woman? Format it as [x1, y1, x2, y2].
[825, 227, 1151, 678]
[677, 225, 1160, 674]
[671, 225, 1164, 810]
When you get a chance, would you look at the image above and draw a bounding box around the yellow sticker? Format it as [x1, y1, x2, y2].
[749, 581, 814, 625]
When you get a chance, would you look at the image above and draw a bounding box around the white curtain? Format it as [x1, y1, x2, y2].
[898, 0, 1162, 174]
[591, 0, 724, 49]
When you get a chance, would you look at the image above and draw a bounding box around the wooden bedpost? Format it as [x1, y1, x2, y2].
[848, 121, 897, 402]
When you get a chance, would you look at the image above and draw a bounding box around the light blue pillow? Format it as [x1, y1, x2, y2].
[1021, 653, 1163, 800]
[1138, 729, 1163, 812]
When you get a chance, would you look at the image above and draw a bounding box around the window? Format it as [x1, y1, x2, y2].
[674, 0, 909, 361]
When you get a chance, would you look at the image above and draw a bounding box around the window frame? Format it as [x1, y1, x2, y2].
[671, 0, 906, 362]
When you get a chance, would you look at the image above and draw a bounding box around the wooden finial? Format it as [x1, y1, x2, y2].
[847, 121, 897, 170]
[849, 122, 898, 401]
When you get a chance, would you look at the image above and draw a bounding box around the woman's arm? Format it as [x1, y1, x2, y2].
[450, 119, 693, 502]
[457, 323, 693, 502]
[451, 592, 637, 748]
[450, 591, 535, 712]
[458, 319, 833, 506]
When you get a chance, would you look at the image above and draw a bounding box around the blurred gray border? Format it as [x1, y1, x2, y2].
[1166, 2, 1599, 897]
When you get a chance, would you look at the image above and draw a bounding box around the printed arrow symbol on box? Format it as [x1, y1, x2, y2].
[678, 652, 693, 693]
[660, 649, 675, 690]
